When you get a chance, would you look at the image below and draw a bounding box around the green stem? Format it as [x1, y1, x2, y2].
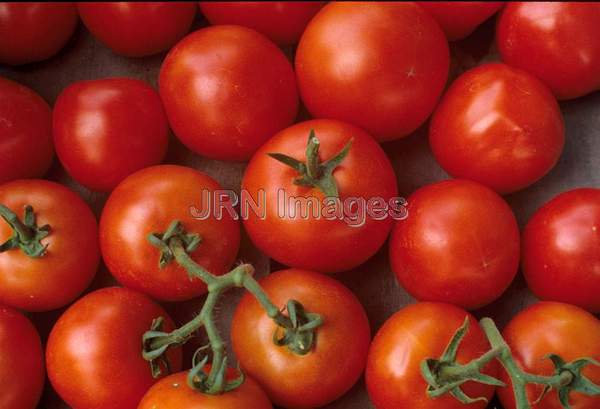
[0, 204, 50, 257]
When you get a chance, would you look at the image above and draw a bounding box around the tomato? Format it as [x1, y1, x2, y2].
[418, 2, 503, 41]
[390, 179, 520, 310]
[296, 2, 449, 141]
[199, 2, 324, 45]
[366, 302, 498, 409]
[497, 302, 600, 409]
[497, 2, 600, 100]
[77, 2, 197, 57]
[231, 269, 370, 408]
[0, 306, 44, 409]
[53, 78, 169, 192]
[47, 287, 182, 409]
[0, 179, 99, 311]
[429, 63, 564, 194]
[160, 25, 298, 161]
[0, 76, 54, 184]
[241, 119, 398, 273]
[0, 2, 78, 65]
[100, 165, 240, 301]
[522, 188, 600, 313]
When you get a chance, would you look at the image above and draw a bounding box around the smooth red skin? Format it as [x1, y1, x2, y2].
[231, 269, 370, 409]
[138, 370, 273, 409]
[366, 302, 498, 409]
[199, 2, 324, 45]
[100, 165, 240, 301]
[53, 78, 169, 192]
[0, 76, 54, 184]
[390, 179, 520, 310]
[498, 302, 600, 409]
[522, 189, 600, 313]
[296, 2, 449, 142]
[430, 63, 565, 194]
[0, 306, 44, 409]
[77, 2, 196, 57]
[160, 25, 299, 161]
[497, 2, 600, 100]
[242, 119, 398, 273]
[0, 180, 99, 311]
[0, 2, 77, 65]
[47, 287, 182, 409]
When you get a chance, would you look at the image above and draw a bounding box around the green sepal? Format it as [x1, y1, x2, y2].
[0, 204, 50, 257]
[272, 299, 324, 356]
[142, 317, 179, 378]
[187, 348, 245, 394]
[544, 354, 600, 408]
[148, 220, 202, 270]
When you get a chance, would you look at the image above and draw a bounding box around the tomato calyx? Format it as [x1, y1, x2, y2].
[0, 204, 50, 257]
[273, 299, 323, 355]
[268, 129, 353, 198]
[147, 220, 202, 269]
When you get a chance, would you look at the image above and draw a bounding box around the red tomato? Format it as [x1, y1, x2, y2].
[498, 302, 600, 409]
[77, 2, 197, 57]
[0, 76, 54, 184]
[160, 25, 298, 161]
[430, 63, 564, 194]
[0, 179, 99, 311]
[390, 179, 520, 310]
[100, 165, 240, 301]
[366, 302, 498, 409]
[497, 2, 600, 100]
[199, 2, 324, 45]
[0, 2, 78, 65]
[53, 78, 169, 192]
[296, 2, 449, 141]
[418, 2, 504, 41]
[231, 269, 371, 408]
[522, 188, 600, 313]
[0, 306, 44, 409]
[46, 287, 182, 409]
[241, 119, 398, 273]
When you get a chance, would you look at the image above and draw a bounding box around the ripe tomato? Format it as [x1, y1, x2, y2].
[0, 76, 54, 184]
[100, 165, 240, 301]
[241, 119, 398, 273]
[498, 302, 600, 409]
[231, 269, 370, 408]
[497, 2, 600, 100]
[53, 78, 169, 192]
[390, 179, 520, 310]
[77, 2, 197, 57]
[47, 287, 182, 409]
[366, 302, 498, 409]
[0, 2, 78, 65]
[296, 2, 449, 141]
[199, 2, 324, 45]
[0, 306, 44, 409]
[160, 25, 298, 161]
[522, 188, 600, 313]
[429, 63, 564, 194]
[0, 179, 99, 311]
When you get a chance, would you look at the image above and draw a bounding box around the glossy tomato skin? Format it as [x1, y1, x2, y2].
[366, 302, 498, 409]
[390, 179, 520, 310]
[53, 78, 169, 192]
[296, 2, 449, 141]
[418, 2, 503, 41]
[498, 302, 600, 409]
[497, 2, 600, 100]
[522, 189, 600, 313]
[242, 119, 398, 273]
[47, 287, 182, 409]
[100, 165, 240, 301]
[160, 25, 298, 161]
[0, 306, 44, 409]
[0, 179, 99, 311]
[0, 76, 54, 184]
[78, 2, 197, 57]
[0, 2, 78, 65]
[199, 2, 324, 45]
[231, 269, 371, 408]
[430, 63, 564, 194]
